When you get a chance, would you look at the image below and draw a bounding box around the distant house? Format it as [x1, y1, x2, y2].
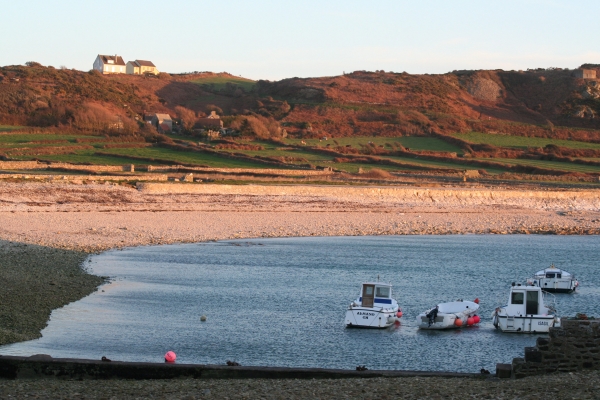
[151, 113, 172, 133]
[195, 111, 224, 129]
[126, 60, 159, 75]
[573, 69, 597, 79]
[93, 55, 126, 74]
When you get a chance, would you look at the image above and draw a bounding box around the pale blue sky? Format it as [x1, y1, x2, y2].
[1, 0, 599, 80]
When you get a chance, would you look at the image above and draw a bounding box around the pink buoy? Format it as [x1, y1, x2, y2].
[473, 315, 481, 324]
[396, 310, 403, 318]
[467, 317, 474, 326]
[165, 351, 176, 363]
[454, 318, 463, 327]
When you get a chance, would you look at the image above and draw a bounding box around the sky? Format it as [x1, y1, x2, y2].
[2, 0, 600, 81]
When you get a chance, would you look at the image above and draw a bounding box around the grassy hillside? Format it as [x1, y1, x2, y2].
[2, 63, 600, 181]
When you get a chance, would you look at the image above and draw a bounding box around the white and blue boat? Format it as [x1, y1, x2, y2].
[345, 280, 402, 328]
[526, 264, 579, 293]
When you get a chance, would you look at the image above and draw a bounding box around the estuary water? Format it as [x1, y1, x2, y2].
[2, 235, 600, 373]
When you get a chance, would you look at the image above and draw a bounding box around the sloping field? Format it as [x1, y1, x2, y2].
[191, 75, 255, 92]
[486, 158, 600, 173]
[451, 132, 600, 150]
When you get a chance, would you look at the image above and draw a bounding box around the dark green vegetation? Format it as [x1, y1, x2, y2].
[0, 241, 103, 345]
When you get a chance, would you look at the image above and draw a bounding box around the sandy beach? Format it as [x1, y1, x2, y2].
[0, 180, 599, 397]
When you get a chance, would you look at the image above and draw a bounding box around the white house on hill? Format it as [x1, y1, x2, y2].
[93, 55, 126, 74]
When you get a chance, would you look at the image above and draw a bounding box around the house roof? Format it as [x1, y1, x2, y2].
[135, 60, 156, 67]
[155, 113, 172, 121]
[98, 55, 126, 66]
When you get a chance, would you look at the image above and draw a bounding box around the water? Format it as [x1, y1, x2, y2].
[2, 235, 600, 373]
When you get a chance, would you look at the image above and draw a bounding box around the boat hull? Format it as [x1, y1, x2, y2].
[417, 301, 480, 330]
[494, 315, 557, 333]
[345, 308, 398, 329]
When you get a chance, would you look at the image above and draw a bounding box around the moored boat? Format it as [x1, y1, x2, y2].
[417, 299, 480, 330]
[345, 281, 402, 328]
[492, 282, 560, 333]
[526, 264, 579, 293]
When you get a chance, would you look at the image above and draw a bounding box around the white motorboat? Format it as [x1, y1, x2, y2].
[492, 282, 560, 333]
[526, 264, 579, 293]
[345, 281, 402, 329]
[417, 299, 480, 330]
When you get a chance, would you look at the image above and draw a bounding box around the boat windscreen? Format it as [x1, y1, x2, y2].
[375, 286, 390, 298]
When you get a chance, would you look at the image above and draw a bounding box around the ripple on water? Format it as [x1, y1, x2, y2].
[2, 235, 599, 373]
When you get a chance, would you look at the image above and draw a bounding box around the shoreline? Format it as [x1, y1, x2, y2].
[1, 181, 599, 397]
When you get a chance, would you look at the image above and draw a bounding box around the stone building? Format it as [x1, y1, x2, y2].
[573, 69, 597, 79]
[195, 111, 224, 129]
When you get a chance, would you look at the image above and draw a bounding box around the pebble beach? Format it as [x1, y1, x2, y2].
[1, 180, 599, 398]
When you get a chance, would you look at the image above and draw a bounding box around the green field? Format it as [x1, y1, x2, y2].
[452, 132, 600, 150]
[101, 147, 279, 169]
[486, 158, 600, 173]
[191, 75, 256, 92]
[13, 151, 145, 166]
[285, 136, 462, 153]
[0, 134, 96, 144]
[0, 126, 23, 133]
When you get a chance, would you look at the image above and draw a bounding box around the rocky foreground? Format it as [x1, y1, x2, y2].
[0, 371, 599, 399]
[0, 181, 599, 397]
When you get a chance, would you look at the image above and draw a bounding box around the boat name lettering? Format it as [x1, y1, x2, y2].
[357, 312, 375, 316]
[538, 321, 549, 326]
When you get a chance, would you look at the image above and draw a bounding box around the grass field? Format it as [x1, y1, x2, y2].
[12, 151, 147, 166]
[0, 126, 23, 133]
[191, 75, 256, 92]
[486, 158, 600, 173]
[0, 134, 100, 144]
[101, 147, 278, 169]
[285, 136, 463, 153]
[452, 132, 600, 150]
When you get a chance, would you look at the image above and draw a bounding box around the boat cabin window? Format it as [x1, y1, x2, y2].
[375, 286, 390, 298]
[511, 291, 524, 305]
[556, 274, 561, 278]
[363, 285, 374, 296]
[546, 273, 555, 278]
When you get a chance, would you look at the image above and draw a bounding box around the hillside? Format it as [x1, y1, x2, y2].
[2, 63, 600, 139]
[2, 63, 600, 181]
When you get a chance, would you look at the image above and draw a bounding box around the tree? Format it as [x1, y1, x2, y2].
[174, 106, 197, 132]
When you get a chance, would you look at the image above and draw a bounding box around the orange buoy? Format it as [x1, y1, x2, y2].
[474, 298, 480, 304]
[454, 318, 463, 327]
[473, 315, 481, 324]
[467, 317, 475, 326]
[164, 351, 176, 363]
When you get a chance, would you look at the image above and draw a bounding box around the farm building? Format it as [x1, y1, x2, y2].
[93, 55, 126, 74]
[126, 60, 159, 75]
[195, 111, 224, 129]
[573, 69, 597, 79]
[150, 113, 173, 133]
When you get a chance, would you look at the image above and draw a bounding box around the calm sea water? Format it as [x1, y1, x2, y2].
[2, 235, 600, 373]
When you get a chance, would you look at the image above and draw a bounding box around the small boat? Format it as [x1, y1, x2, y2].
[417, 299, 480, 329]
[345, 280, 402, 328]
[526, 264, 579, 293]
[492, 282, 560, 333]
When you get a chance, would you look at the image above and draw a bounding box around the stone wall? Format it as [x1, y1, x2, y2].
[146, 165, 334, 176]
[511, 319, 600, 379]
[0, 161, 135, 173]
[135, 183, 600, 211]
[0, 174, 167, 182]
